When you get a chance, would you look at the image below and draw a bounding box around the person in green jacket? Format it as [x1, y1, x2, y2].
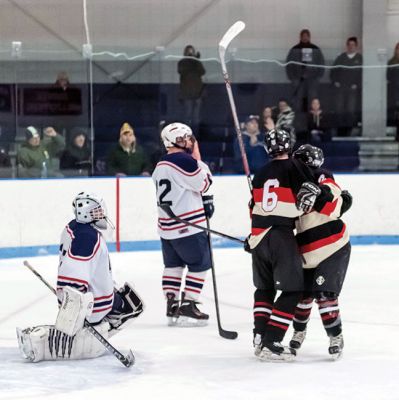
[17, 126, 66, 178]
[107, 122, 152, 176]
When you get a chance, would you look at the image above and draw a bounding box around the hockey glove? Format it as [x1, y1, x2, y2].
[340, 189, 353, 217]
[202, 195, 215, 219]
[296, 182, 321, 214]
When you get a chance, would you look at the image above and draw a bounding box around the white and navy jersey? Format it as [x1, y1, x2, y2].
[57, 220, 114, 323]
[295, 169, 349, 269]
[152, 152, 212, 240]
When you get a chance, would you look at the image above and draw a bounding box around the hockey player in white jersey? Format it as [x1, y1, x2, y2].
[152, 122, 214, 326]
[16, 192, 144, 362]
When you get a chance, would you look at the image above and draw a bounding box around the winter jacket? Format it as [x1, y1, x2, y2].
[286, 42, 325, 81]
[107, 143, 152, 176]
[330, 52, 363, 87]
[17, 134, 65, 178]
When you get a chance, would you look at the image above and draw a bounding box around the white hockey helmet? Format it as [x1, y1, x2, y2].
[72, 192, 113, 230]
[161, 122, 192, 149]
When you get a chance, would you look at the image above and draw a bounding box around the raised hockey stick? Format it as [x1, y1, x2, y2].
[23, 260, 135, 368]
[206, 218, 238, 340]
[218, 21, 252, 192]
[159, 203, 244, 244]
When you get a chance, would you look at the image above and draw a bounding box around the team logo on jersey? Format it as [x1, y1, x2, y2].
[316, 275, 325, 286]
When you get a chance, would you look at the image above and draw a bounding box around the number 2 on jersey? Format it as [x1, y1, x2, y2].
[157, 179, 172, 206]
[262, 178, 279, 211]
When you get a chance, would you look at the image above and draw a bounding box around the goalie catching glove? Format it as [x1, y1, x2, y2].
[296, 182, 321, 214]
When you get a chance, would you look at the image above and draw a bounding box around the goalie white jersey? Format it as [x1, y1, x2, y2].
[152, 152, 212, 240]
[57, 220, 114, 323]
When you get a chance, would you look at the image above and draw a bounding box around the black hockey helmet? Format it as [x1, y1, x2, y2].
[264, 129, 292, 157]
[293, 144, 324, 168]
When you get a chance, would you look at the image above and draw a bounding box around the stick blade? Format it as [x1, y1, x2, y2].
[121, 349, 135, 367]
[218, 21, 246, 50]
[220, 329, 238, 340]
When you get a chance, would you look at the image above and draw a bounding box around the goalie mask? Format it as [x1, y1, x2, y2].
[72, 192, 114, 230]
[264, 129, 292, 157]
[161, 122, 193, 150]
[293, 144, 324, 168]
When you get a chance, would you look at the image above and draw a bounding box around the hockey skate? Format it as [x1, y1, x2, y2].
[253, 333, 263, 356]
[289, 329, 307, 350]
[166, 293, 180, 326]
[174, 295, 209, 327]
[257, 340, 296, 362]
[328, 333, 344, 360]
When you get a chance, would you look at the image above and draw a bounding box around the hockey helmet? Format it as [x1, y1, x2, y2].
[72, 191, 112, 230]
[293, 144, 324, 168]
[161, 122, 192, 150]
[264, 129, 292, 157]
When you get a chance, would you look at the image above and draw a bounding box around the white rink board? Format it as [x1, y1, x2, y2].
[0, 174, 397, 248]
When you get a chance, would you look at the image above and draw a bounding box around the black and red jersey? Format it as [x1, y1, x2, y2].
[295, 168, 349, 268]
[248, 158, 314, 249]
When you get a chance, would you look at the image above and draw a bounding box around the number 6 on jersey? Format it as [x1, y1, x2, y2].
[262, 179, 280, 212]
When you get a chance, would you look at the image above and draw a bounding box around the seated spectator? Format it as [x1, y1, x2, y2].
[234, 115, 268, 174]
[107, 122, 152, 176]
[275, 99, 296, 144]
[307, 98, 332, 142]
[0, 146, 12, 178]
[55, 71, 70, 91]
[260, 106, 276, 133]
[60, 127, 91, 176]
[17, 126, 65, 178]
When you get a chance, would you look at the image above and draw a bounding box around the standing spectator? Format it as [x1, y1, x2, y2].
[275, 99, 296, 145]
[260, 106, 276, 133]
[54, 71, 70, 91]
[107, 122, 152, 176]
[178, 45, 206, 135]
[330, 37, 363, 136]
[60, 127, 91, 176]
[286, 29, 325, 112]
[387, 42, 399, 138]
[307, 98, 331, 142]
[234, 115, 268, 174]
[17, 126, 65, 178]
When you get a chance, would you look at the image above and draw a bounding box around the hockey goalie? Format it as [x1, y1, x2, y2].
[16, 192, 144, 362]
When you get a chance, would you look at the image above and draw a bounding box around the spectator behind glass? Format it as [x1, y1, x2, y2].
[17, 126, 65, 178]
[178, 45, 206, 135]
[234, 115, 268, 174]
[307, 98, 331, 143]
[330, 37, 363, 136]
[0, 146, 12, 178]
[275, 99, 296, 145]
[260, 106, 276, 133]
[107, 122, 152, 177]
[55, 71, 70, 91]
[60, 128, 91, 176]
[286, 29, 325, 112]
[387, 42, 399, 138]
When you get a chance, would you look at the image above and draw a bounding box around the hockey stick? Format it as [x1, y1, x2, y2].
[218, 21, 252, 192]
[159, 203, 244, 244]
[206, 218, 238, 340]
[23, 260, 135, 368]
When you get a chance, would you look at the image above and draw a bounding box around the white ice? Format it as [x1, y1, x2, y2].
[0, 246, 398, 400]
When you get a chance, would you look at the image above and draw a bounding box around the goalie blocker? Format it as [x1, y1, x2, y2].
[17, 282, 143, 363]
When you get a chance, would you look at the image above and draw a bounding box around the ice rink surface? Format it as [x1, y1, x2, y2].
[0, 245, 398, 400]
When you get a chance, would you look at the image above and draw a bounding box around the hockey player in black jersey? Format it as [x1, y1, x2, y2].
[290, 144, 352, 360]
[247, 129, 321, 361]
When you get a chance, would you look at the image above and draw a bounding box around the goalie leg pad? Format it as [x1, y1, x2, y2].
[55, 286, 94, 336]
[16, 323, 109, 362]
[105, 283, 144, 336]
